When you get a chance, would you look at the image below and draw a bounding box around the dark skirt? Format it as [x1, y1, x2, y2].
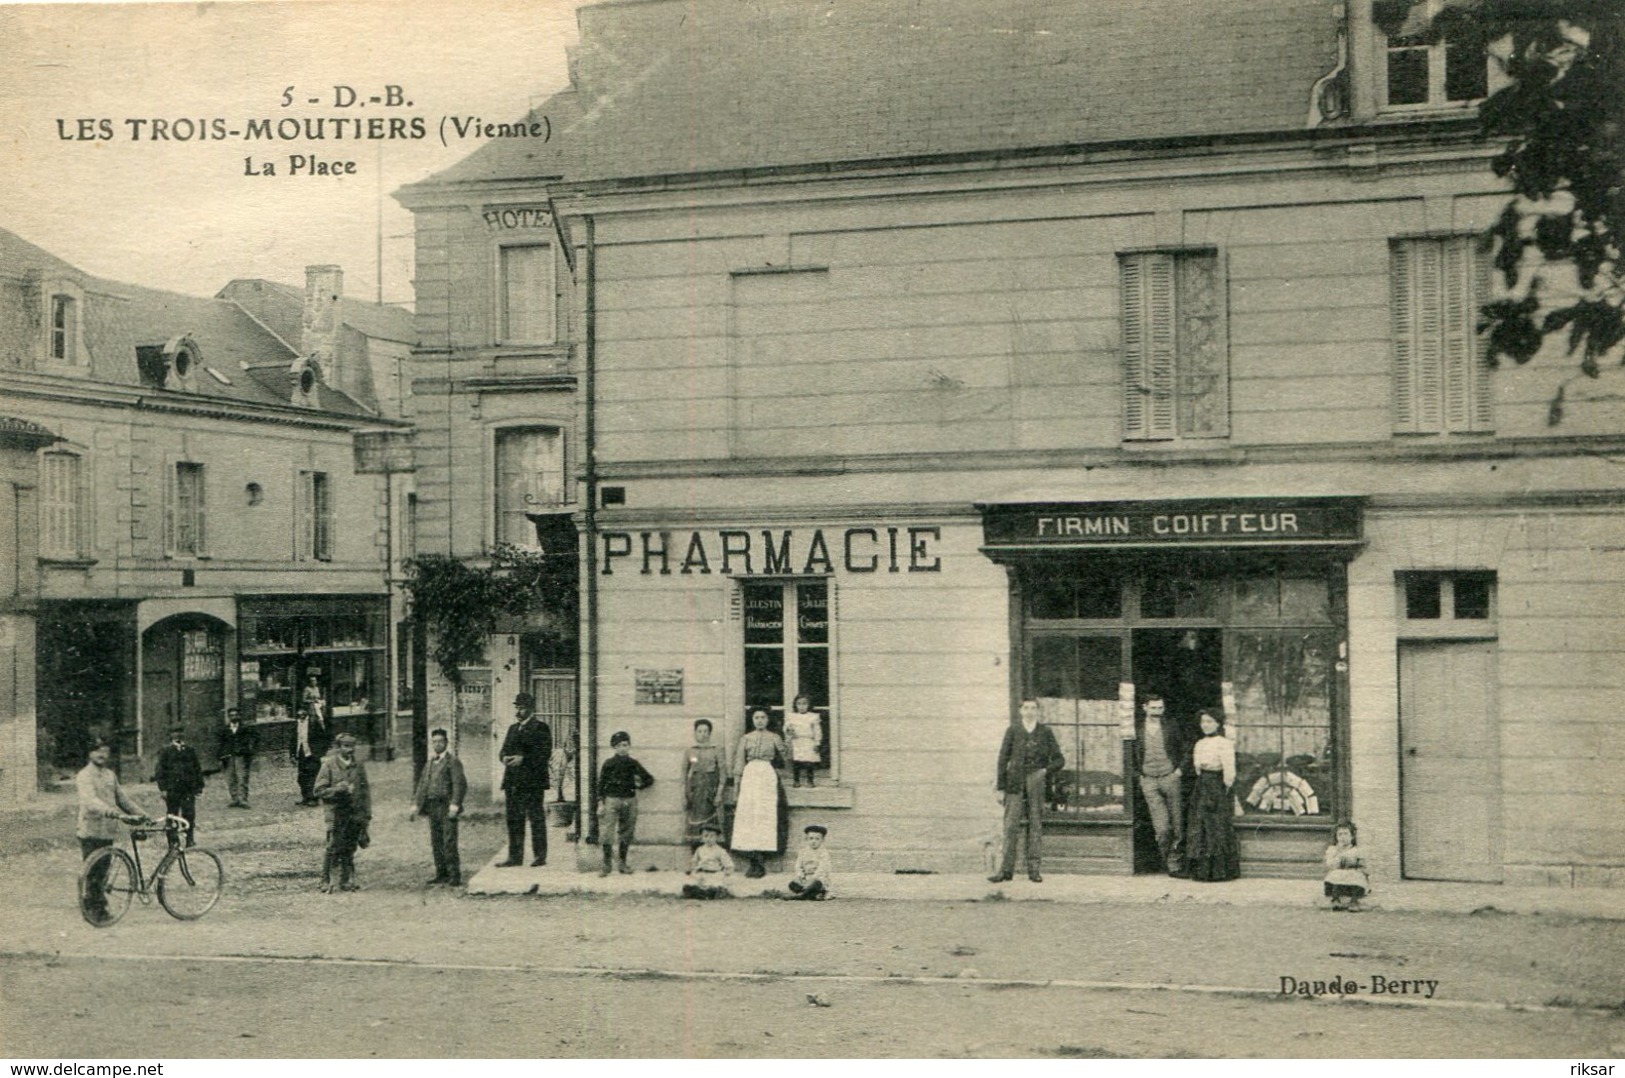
[1324, 881, 1367, 899]
[1184, 770, 1240, 882]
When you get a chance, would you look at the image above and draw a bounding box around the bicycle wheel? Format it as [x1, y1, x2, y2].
[156, 846, 224, 920]
[78, 847, 136, 927]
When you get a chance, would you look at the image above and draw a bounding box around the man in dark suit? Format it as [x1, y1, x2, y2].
[217, 707, 257, 808]
[290, 706, 330, 806]
[990, 698, 1066, 883]
[154, 725, 205, 846]
[497, 693, 552, 867]
[413, 727, 468, 886]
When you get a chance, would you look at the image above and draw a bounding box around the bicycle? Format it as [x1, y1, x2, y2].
[77, 815, 224, 927]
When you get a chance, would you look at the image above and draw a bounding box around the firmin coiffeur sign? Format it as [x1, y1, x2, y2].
[980, 498, 1363, 551]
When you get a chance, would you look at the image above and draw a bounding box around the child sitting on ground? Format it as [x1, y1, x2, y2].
[785, 823, 832, 901]
[681, 823, 734, 900]
[1323, 819, 1370, 911]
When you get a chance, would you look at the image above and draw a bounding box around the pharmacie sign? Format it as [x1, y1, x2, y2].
[601, 526, 942, 575]
[981, 498, 1363, 551]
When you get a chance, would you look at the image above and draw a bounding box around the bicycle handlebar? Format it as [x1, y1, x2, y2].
[130, 814, 191, 834]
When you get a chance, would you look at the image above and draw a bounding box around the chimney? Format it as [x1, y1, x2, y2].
[300, 265, 343, 394]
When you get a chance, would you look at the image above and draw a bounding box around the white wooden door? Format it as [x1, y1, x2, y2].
[1398, 641, 1502, 881]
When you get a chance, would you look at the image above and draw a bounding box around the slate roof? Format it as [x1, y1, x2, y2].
[0, 225, 372, 418]
[410, 0, 1338, 189]
[215, 277, 416, 345]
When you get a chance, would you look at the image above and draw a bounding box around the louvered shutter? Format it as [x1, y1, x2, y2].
[1121, 253, 1177, 440]
[162, 461, 175, 555]
[1442, 235, 1493, 432]
[295, 470, 312, 560]
[193, 464, 207, 555]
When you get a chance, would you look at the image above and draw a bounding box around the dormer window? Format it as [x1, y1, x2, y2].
[40, 280, 86, 368]
[1375, 0, 1507, 111]
[51, 296, 77, 362]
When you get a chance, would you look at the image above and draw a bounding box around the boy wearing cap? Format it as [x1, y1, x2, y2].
[786, 824, 832, 900]
[313, 732, 372, 892]
[497, 693, 552, 867]
[153, 725, 205, 846]
[597, 731, 655, 876]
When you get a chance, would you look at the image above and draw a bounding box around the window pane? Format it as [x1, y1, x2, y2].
[796, 581, 828, 643]
[744, 647, 783, 716]
[1454, 575, 1491, 619]
[1229, 630, 1333, 817]
[1388, 44, 1430, 104]
[1232, 573, 1279, 622]
[1406, 576, 1442, 619]
[1032, 635, 1125, 817]
[743, 583, 785, 644]
[1077, 575, 1122, 619]
[1028, 578, 1075, 620]
[1279, 575, 1329, 623]
[501, 245, 551, 343]
[1444, 40, 1486, 100]
[1140, 575, 1177, 619]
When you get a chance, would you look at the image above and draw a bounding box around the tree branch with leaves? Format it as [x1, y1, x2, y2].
[1427, 0, 1624, 420]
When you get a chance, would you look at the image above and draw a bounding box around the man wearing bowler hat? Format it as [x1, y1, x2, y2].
[497, 692, 552, 867]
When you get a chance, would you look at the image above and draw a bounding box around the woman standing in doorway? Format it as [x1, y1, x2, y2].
[1184, 709, 1240, 882]
[730, 708, 789, 878]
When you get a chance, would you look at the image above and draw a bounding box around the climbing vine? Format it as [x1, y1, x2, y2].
[403, 542, 578, 686]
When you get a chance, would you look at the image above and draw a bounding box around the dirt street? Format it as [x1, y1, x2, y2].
[2, 762, 1621, 1058]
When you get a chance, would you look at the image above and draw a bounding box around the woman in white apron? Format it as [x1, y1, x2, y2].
[730, 708, 789, 877]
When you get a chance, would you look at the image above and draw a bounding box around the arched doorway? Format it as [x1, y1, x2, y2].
[142, 614, 230, 770]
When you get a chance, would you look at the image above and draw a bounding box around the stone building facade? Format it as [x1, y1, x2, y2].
[399, 0, 1625, 884]
[0, 228, 414, 787]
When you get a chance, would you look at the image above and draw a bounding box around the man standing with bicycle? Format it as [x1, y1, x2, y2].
[75, 740, 149, 922]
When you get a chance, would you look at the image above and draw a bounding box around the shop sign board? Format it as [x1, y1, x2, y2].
[982, 497, 1362, 550]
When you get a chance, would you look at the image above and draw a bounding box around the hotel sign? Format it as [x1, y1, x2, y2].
[981, 498, 1363, 550]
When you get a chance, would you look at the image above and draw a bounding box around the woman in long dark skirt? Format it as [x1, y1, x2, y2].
[1184, 709, 1240, 882]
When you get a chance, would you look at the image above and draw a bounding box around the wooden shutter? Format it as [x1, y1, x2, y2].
[1393, 237, 1490, 434]
[295, 470, 312, 560]
[1392, 239, 1445, 433]
[1177, 252, 1229, 438]
[162, 461, 175, 555]
[41, 453, 78, 558]
[1121, 253, 1177, 440]
[193, 464, 207, 555]
[312, 473, 332, 559]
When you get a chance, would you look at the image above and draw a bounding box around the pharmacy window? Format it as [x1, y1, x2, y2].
[1391, 236, 1492, 435]
[40, 450, 87, 560]
[1119, 250, 1229, 442]
[494, 426, 567, 547]
[740, 579, 832, 774]
[498, 244, 555, 346]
